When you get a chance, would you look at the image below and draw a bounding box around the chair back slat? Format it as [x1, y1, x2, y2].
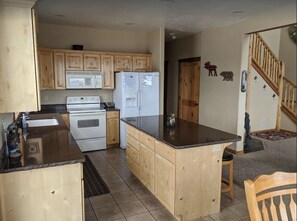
[254, 172, 296, 194]
[279, 197, 288, 220]
[290, 195, 296, 221]
[245, 172, 297, 221]
[262, 200, 269, 221]
[270, 199, 278, 221]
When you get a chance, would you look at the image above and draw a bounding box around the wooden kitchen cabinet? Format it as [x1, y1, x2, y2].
[38, 49, 54, 90]
[53, 52, 66, 89]
[0, 1, 40, 113]
[139, 143, 155, 193]
[106, 111, 119, 146]
[114, 55, 132, 71]
[84, 53, 101, 71]
[61, 113, 69, 129]
[101, 55, 114, 89]
[133, 55, 152, 72]
[155, 154, 175, 213]
[65, 52, 83, 70]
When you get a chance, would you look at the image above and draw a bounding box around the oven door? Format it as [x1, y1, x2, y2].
[69, 112, 106, 140]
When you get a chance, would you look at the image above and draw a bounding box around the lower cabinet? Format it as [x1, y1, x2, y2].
[106, 111, 120, 147]
[139, 143, 155, 193]
[0, 163, 84, 221]
[155, 154, 175, 213]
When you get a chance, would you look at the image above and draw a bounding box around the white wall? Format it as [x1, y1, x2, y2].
[281, 112, 297, 132]
[164, 5, 296, 152]
[249, 68, 279, 131]
[147, 28, 165, 114]
[165, 34, 202, 115]
[279, 26, 297, 84]
[0, 113, 13, 150]
[259, 29, 281, 57]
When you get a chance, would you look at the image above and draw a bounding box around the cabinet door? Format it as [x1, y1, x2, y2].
[38, 49, 54, 90]
[84, 53, 101, 71]
[155, 154, 175, 213]
[139, 143, 155, 193]
[106, 117, 119, 145]
[101, 55, 114, 89]
[114, 55, 132, 71]
[53, 52, 66, 89]
[65, 53, 83, 70]
[133, 56, 151, 72]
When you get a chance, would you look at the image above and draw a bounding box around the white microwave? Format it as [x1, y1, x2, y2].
[66, 71, 103, 89]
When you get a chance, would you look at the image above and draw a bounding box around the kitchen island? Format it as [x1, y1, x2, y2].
[122, 116, 241, 221]
[0, 113, 85, 221]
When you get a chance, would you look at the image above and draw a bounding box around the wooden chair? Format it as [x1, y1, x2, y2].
[221, 151, 234, 200]
[244, 172, 297, 221]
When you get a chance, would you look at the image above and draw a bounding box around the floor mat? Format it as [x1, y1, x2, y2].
[83, 155, 110, 198]
[252, 130, 297, 141]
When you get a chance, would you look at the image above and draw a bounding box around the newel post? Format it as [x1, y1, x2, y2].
[276, 61, 285, 131]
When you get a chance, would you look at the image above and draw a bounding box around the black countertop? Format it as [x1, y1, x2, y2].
[122, 116, 241, 149]
[1, 113, 85, 173]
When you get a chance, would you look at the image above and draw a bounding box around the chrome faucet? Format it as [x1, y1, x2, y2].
[21, 112, 29, 140]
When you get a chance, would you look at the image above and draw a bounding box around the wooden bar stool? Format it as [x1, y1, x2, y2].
[221, 151, 234, 200]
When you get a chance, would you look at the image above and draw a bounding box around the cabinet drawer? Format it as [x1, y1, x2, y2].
[155, 141, 176, 164]
[127, 156, 140, 179]
[127, 134, 139, 150]
[126, 144, 139, 164]
[139, 132, 155, 150]
[126, 124, 139, 140]
[106, 111, 119, 119]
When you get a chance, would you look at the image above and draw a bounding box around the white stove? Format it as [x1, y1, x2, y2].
[67, 96, 106, 152]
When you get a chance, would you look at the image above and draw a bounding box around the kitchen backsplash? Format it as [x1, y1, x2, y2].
[41, 90, 113, 104]
[0, 113, 13, 150]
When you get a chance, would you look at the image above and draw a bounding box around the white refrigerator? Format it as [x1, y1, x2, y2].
[113, 72, 160, 149]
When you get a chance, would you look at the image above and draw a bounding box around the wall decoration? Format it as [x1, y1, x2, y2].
[220, 71, 234, 81]
[204, 61, 217, 76]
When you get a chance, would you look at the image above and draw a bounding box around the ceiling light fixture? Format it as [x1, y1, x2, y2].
[125, 22, 135, 26]
[161, 0, 174, 4]
[55, 14, 66, 18]
[231, 10, 244, 14]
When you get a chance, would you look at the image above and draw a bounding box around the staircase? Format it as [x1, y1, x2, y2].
[250, 33, 296, 129]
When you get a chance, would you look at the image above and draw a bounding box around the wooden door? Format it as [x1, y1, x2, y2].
[38, 49, 54, 90]
[139, 143, 155, 193]
[155, 154, 175, 213]
[65, 53, 83, 70]
[53, 52, 65, 89]
[101, 55, 114, 89]
[178, 58, 200, 123]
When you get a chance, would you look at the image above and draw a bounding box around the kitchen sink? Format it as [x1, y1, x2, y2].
[27, 118, 59, 127]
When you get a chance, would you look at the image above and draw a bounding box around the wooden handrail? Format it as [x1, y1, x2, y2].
[282, 78, 296, 116]
[283, 77, 297, 89]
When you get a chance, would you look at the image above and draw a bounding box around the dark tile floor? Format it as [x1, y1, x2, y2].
[85, 148, 250, 221]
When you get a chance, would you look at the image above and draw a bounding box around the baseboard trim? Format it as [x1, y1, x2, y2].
[225, 147, 244, 156]
[251, 128, 276, 134]
[280, 129, 297, 134]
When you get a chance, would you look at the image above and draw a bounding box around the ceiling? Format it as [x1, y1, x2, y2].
[37, 0, 296, 41]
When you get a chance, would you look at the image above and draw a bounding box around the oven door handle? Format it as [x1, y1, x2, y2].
[69, 112, 106, 116]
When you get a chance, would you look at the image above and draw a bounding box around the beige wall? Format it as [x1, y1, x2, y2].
[165, 5, 296, 151]
[279, 26, 297, 84]
[38, 23, 149, 53]
[259, 29, 281, 57]
[147, 28, 165, 114]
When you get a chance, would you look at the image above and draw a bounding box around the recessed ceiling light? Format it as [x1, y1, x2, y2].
[232, 11, 244, 14]
[55, 14, 66, 18]
[161, 0, 174, 4]
[125, 22, 135, 26]
[169, 32, 175, 36]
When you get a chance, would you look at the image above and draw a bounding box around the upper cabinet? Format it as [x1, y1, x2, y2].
[84, 53, 101, 71]
[65, 53, 83, 70]
[133, 56, 152, 72]
[114, 55, 132, 72]
[0, 0, 40, 113]
[101, 55, 114, 89]
[38, 49, 54, 90]
[53, 52, 66, 89]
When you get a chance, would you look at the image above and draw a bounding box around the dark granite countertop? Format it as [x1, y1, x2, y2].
[122, 115, 241, 149]
[1, 113, 85, 173]
[30, 104, 68, 114]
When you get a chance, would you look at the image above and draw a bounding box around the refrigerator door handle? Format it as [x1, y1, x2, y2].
[138, 89, 141, 112]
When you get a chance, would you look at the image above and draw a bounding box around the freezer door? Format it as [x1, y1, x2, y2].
[122, 72, 140, 117]
[139, 72, 160, 116]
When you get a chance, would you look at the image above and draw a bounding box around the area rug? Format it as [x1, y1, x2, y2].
[252, 130, 297, 141]
[83, 155, 110, 198]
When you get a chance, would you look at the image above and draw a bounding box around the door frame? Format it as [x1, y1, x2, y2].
[177, 57, 201, 122]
